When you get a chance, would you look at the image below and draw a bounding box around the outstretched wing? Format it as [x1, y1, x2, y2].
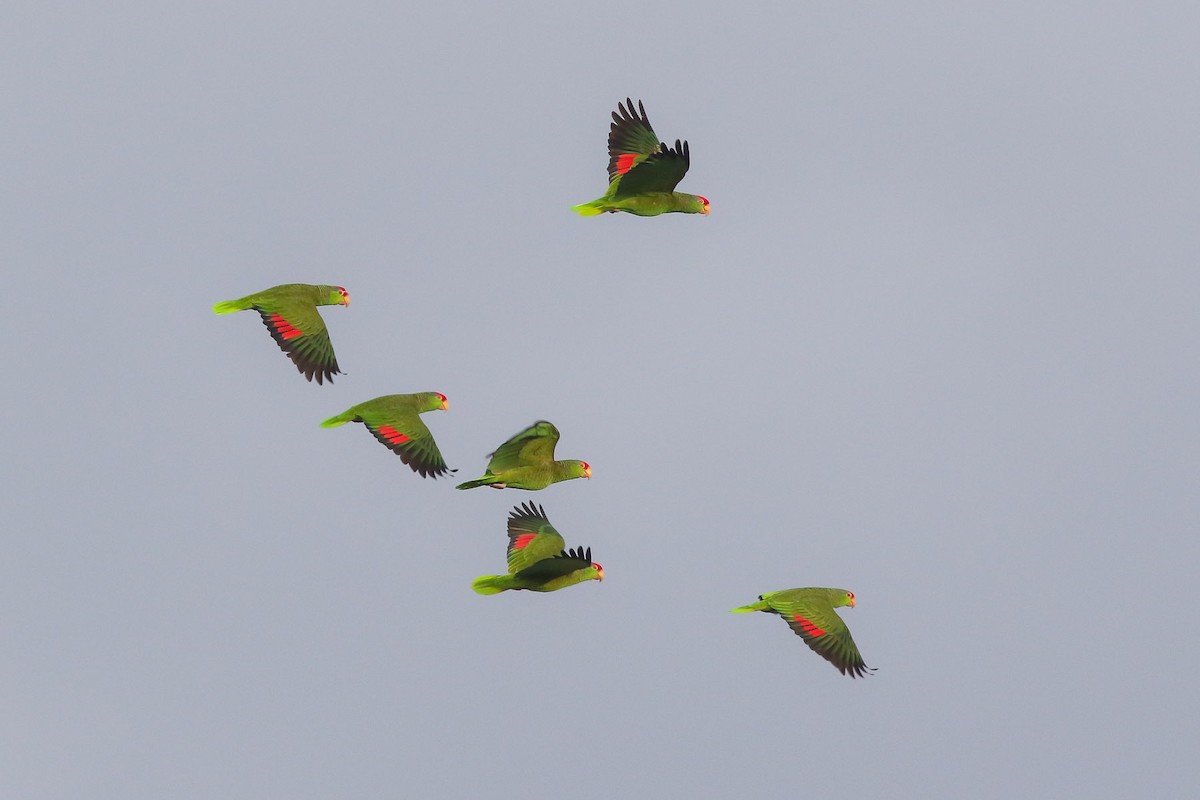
[361, 412, 453, 479]
[613, 139, 691, 198]
[486, 420, 560, 471]
[607, 98, 663, 181]
[512, 545, 592, 585]
[505, 502, 566, 574]
[255, 299, 340, 384]
[768, 595, 874, 679]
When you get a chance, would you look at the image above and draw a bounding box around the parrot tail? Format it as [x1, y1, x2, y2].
[319, 409, 357, 428]
[211, 298, 251, 314]
[570, 201, 606, 217]
[472, 575, 514, 595]
[730, 599, 771, 613]
[455, 477, 496, 490]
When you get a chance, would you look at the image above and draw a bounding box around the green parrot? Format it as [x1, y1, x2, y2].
[213, 283, 349, 384]
[455, 420, 590, 490]
[572, 97, 709, 217]
[320, 392, 454, 479]
[472, 502, 604, 594]
[731, 588, 875, 678]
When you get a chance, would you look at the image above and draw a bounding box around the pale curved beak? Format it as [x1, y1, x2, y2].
[597, 568, 604, 581]
[440, 399, 449, 411]
[341, 295, 351, 307]
[701, 205, 710, 215]
[583, 465, 592, 479]
[848, 596, 857, 607]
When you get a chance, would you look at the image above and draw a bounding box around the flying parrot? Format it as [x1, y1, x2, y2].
[572, 97, 710, 217]
[731, 588, 875, 678]
[455, 420, 590, 490]
[320, 392, 454, 479]
[472, 502, 604, 594]
[212, 283, 349, 384]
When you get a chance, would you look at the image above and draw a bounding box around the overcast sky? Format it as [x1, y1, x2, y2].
[4, 2, 1199, 798]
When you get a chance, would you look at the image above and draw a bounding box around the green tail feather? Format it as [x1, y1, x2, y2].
[212, 298, 251, 314]
[319, 410, 356, 428]
[455, 477, 497, 490]
[570, 201, 605, 217]
[472, 575, 514, 595]
[730, 600, 770, 613]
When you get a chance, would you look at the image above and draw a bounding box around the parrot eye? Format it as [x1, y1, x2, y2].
[847, 591, 855, 600]
[582, 462, 590, 470]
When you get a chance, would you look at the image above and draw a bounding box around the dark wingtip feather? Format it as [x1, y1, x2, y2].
[558, 545, 593, 565]
[510, 501, 548, 522]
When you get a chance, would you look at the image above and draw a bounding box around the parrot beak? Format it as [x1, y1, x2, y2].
[848, 596, 857, 607]
[341, 295, 351, 307]
[701, 205, 710, 215]
[583, 464, 592, 479]
[440, 398, 449, 411]
[597, 567, 604, 581]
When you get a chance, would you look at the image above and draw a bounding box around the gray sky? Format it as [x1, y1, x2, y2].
[4, 1, 1198, 797]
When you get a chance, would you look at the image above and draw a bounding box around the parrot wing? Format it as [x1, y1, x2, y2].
[611, 139, 692, 198]
[606, 98, 664, 181]
[511, 546, 593, 586]
[505, 502, 567, 574]
[362, 412, 453, 479]
[254, 299, 340, 384]
[486, 420, 560, 471]
[769, 594, 874, 678]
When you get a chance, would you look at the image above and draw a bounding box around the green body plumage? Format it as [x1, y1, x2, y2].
[456, 420, 591, 491]
[472, 503, 603, 594]
[732, 587, 875, 678]
[573, 98, 709, 218]
[213, 283, 350, 384]
[320, 392, 454, 478]
[572, 191, 708, 217]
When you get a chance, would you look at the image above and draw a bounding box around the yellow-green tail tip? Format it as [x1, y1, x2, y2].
[472, 575, 509, 595]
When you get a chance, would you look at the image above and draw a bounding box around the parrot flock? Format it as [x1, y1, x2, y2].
[214, 99, 873, 678]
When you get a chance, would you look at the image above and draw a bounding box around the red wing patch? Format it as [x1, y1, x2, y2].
[793, 614, 827, 637]
[512, 533, 537, 550]
[615, 153, 638, 175]
[376, 425, 410, 445]
[268, 313, 303, 340]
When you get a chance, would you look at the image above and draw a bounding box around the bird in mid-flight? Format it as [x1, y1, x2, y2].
[213, 283, 349, 384]
[572, 98, 709, 217]
[456, 420, 590, 491]
[472, 503, 604, 594]
[320, 392, 454, 479]
[731, 587, 875, 678]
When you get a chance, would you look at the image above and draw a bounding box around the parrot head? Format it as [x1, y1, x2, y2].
[417, 392, 449, 413]
[325, 286, 350, 306]
[591, 562, 605, 582]
[842, 590, 856, 608]
[699, 195, 710, 215]
[580, 461, 592, 479]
